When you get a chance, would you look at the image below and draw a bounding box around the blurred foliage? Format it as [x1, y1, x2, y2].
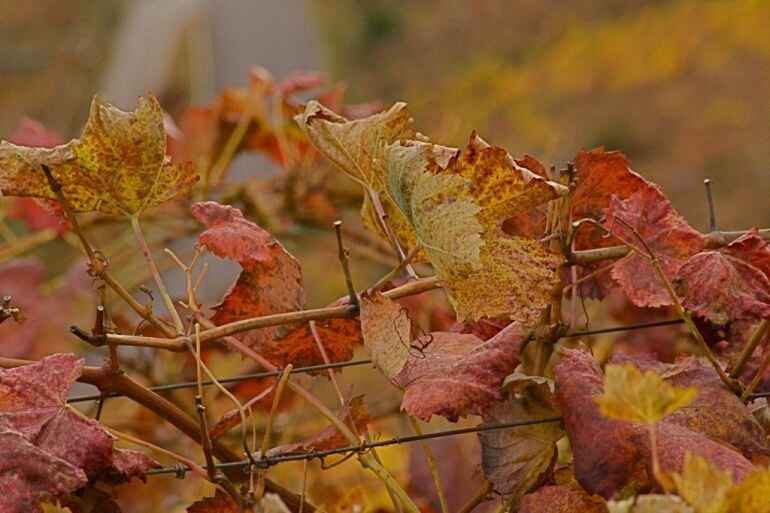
[314, 0, 770, 229]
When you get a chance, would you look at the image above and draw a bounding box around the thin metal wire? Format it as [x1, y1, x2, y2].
[67, 318, 685, 404]
[146, 416, 563, 476]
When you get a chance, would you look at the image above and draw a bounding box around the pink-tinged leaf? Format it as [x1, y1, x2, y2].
[187, 489, 238, 513]
[276, 71, 328, 98]
[395, 322, 526, 421]
[554, 348, 754, 498]
[0, 428, 88, 513]
[604, 183, 705, 308]
[611, 353, 770, 461]
[10, 117, 62, 148]
[0, 355, 159, 512]
[0, 258, 46, 358]
[570, 148, 649, 299]
[675, 230, 770, 325]
[519, 485, 608, 513]
[192, 202, 305, 358]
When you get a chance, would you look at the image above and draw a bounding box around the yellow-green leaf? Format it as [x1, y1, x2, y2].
[725, 470, 770, 513]
[595, 364, 697, 425]
[0, 95, 197, 215]
[671, 453, 733, 513]
[295, 101, 420, 255]
[387, 136, 565, 322]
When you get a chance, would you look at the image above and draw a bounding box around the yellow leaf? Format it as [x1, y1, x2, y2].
[671, 453, 732, 513]
[360, 291, 412, 381]
[0, 95, 197, 215]
[387, 136, 565, 322]
[596, 364, 697, 425]
[295, 101, 421, 256]
[725, 470, 770, 513]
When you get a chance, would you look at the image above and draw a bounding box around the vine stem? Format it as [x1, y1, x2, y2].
[458, 481, 493, 513]
[730, 318, 770, 379]
[100, 276, 440, 350]
[194, 316, 421, 513]
[256, 364, 292, 500]
[409, 417, 449, 513]
[129, 215, 185, 335]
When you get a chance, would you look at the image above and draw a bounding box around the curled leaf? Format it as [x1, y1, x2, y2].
[360, 291, 412, 380]
[0, 95, 197, 214]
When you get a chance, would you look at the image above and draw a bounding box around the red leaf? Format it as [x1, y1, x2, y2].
[554, 348, 754, 498]
[192, 202, 306, 359]
[395, 322, 526, 421]
[0, 259, 46, 358]
[187, 489, 237, 513]
[262, 317, 362, 369]
[569, 148, 649, 298]
[0, 427, 87, 513]
[519, 486, 608, 513]
[604, 183, 705, 308]
[0, 355, 159, 512]
[611, 352, 770, 461]
[10, 117, 62, 148]
[675, 230, 770, 325]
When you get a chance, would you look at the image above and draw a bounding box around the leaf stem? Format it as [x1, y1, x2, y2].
[730, 318, 770, 379]
[129, 215, 185, 334]
[409, 416, 449, 513]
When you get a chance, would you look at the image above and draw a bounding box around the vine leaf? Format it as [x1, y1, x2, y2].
[611, 353, 769, 461]
[604, 183, 705, 308]
[295, 101, 421, 254]
[0, 354, 159, 513]
[554, 348, 754, 498]
[187, 490, 291, 513]
[725, 470, 770, 512]
[607, 495, 693, 512]
[671, 453, 733, 513]
[675, 229, 770, 325]
[595, 364, 697, 425]
[0, 95, 198, 215]
[479, 395, 563, 501]
[394, 322, 526, 421]
[265, 317, 362, 370]
[360, 291, 412, 380]
[388, 136, 565, 323]
[518, 485, 608, 513]
[192, 202, 306, 359]
[569, 148, 649, 299]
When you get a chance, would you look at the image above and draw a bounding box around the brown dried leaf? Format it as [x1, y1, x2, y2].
[360, 291, 412, 380]
[479, 396, 563, 499]
[604, 183, 705, 308]
[395, 322, 526, 421]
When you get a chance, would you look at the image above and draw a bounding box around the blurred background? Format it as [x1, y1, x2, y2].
[2, 1, 770, 511]
[3, 0, 770, 229]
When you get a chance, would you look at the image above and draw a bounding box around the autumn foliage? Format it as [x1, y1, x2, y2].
[1, 67, 769, 513]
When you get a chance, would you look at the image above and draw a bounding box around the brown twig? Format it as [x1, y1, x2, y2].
[730, 318, 770, 379]
[334, 221, 358, 308]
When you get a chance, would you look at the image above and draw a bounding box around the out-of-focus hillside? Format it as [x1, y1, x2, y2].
[313, 0, 770, 231]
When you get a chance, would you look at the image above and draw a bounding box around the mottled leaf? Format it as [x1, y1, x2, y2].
[479, 396, 563, 499]
[296, 101, 421, 254]
[604, 183, 705, 307]
[675, 230, 770, 325]
[187, 489, 237, 513]
[192, 202, 305, 358]
[595, 364, 697, 425]
[555, 348, 754, 498]
[395, 321, 526, 421]
[360, 291, 412, 380]
[0, 355, 158, 513]
[388, 136, 565, 323]
[519, 485, 608, 513]
[262, 317, 362, 369]
[0, 95, 197, 214]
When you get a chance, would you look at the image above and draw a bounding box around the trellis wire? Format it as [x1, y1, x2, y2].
[146, 416, 563, 476]
[67, 318, 685, 404]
